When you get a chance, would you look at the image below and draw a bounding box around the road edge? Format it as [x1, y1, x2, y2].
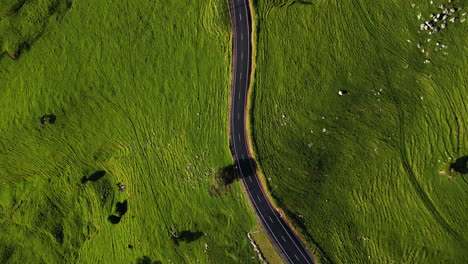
[242, 2, 320, 264]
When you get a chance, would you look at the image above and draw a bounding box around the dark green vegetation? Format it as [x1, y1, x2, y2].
[0, 0, 72, 58]
[251, 0, 467, 263]
[0, 0, 260, 263]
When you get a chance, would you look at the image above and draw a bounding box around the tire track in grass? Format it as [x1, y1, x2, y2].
[429, 79, 461, 158]
[351, 0, 465, 245]
[382, 64, 465, 245]
[99, 91, 189, 263]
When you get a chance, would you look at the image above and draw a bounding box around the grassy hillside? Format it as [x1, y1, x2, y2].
[0, 0, 260, 263]
[251, 0, 468, 263]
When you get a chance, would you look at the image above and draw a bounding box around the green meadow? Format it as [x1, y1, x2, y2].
[0, 0, 261, 263]
[251, 0, 467, 263]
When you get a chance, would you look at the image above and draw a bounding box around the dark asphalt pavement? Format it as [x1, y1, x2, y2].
[228, 0, 315, 263]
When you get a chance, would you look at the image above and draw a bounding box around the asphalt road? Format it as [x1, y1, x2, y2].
[228, 0, 315, 263]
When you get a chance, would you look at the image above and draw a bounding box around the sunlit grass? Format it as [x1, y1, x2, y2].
[0, 0, 261, 263]
[251, 0, 468, 263]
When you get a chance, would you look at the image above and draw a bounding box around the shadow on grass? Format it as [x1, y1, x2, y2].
[216, 164, 236, 186]
[451, 156, 468, 174]
[135, 256, 162, 264]
[235, 157, 258, 183]
[209, 158, 258, 197]
[179, 230, 203, 243]
[39, 114, 56, 126]
[107, 215, 121, 224]
[108, 200, 128, 224]
[53, 224, 64, 244]
[115, 200, 128, 216]
[81, 170, 106, 183]
[0, 245, 14, 263]
[1, 0, 72, 60]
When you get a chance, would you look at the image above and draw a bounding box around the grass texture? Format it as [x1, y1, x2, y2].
[0, 0, 261, 263]
[251, 0, 468, 263]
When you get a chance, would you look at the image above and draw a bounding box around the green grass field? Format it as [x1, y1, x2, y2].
[0, 0, 262, 263]
[251, 0, 468, 263]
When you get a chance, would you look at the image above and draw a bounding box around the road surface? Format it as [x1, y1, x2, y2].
[228, 0, 316, 263]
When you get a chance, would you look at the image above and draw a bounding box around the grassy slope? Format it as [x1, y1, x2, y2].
[251, 0, 468, 263]
[0, 0, 260, 263]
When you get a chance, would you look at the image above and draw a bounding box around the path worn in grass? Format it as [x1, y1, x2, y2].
[251, 0, 468, 263]
[0, 0, 261, 263]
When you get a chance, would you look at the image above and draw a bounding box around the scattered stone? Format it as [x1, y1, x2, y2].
[247, 232, 267, 264]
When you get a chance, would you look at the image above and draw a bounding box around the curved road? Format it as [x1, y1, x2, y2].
[228, 0, 315, 263]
